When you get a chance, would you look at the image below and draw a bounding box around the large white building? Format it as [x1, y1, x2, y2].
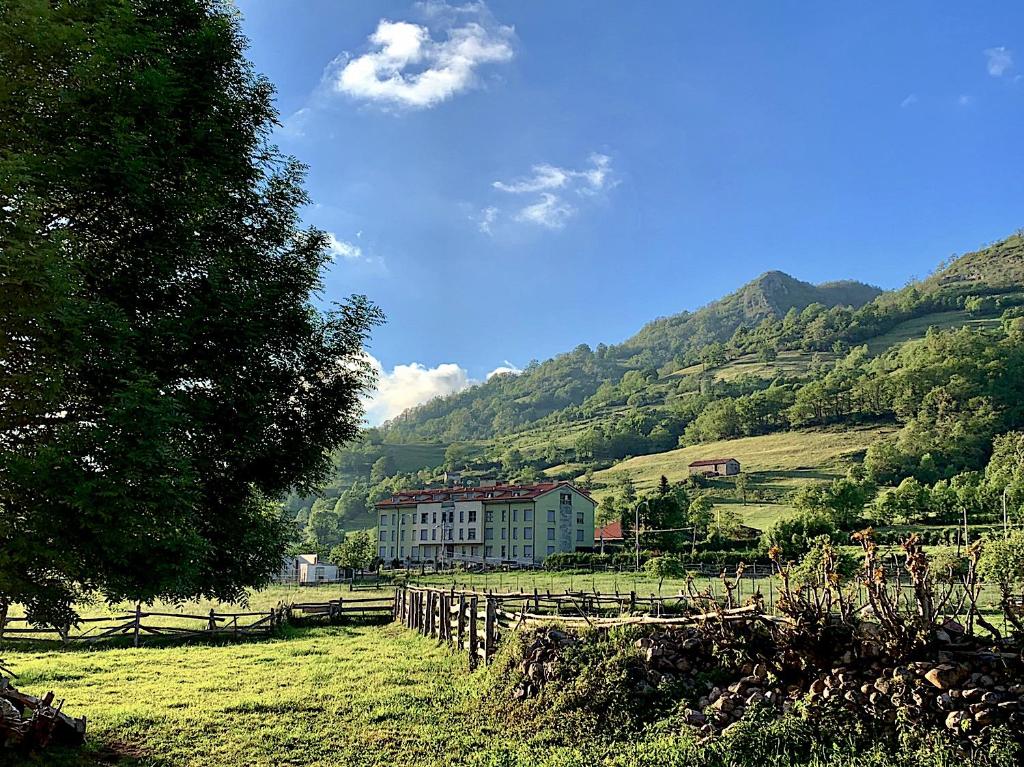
[374, 481, 596, 566]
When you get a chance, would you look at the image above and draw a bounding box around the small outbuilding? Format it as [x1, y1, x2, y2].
[594, 520, 625, 553]
[688, 457, 741, 477]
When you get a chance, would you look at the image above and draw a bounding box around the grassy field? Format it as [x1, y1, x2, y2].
[863, 310, 1000, 354]
[3, 571, 1009, 766]
[587, 426, 895, 530]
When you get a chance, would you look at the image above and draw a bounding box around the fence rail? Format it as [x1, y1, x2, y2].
[0, 595, 394, 648]
[392, 585, 765, 668]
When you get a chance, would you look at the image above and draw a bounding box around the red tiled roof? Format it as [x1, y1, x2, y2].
[595, 520, 624, 541]
[688, 458, 739, 467]
[375, 481, 594, 508]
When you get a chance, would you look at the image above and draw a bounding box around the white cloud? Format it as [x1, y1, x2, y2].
[325, 232, 362, 260]
[363, 355, 472, 424]
[985, 46, 1013, 77]
[900, 94, 918, 108]
[958, 94, 971, 107]
[486, 361, 521, 379]
[332, 6, 514, 110]
[491, 154, 614, 230]
[478, 205, 498, 234]
[515, 193, 574, 229]
[362, 354, 522, 424]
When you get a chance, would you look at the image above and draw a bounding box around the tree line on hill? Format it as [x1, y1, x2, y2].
[379, 237, 1024, 446]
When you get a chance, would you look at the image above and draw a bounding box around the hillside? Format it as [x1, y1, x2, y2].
[922, 232, 1024, 293]
[620, 271, 881, 360]
[292, 231, 1024, 553]
[384, 271, 882, 444]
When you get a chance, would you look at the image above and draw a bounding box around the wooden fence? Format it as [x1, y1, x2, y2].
[0, 595, 394, 648]
[393, 585, 766, 669]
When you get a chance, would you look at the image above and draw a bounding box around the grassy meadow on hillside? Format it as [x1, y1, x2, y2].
[587, 426, 895, 530]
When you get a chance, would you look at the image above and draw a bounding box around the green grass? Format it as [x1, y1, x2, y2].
[4, 573, 1010, 766]
[863, 310, 1000, 354]
[587, 426, 895, 531]
[381, 442, 448, 473]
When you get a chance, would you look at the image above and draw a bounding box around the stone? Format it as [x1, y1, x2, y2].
[683, 708, 706, 725]
[945, 711, 968, 731]
[924, 664, 967, 690]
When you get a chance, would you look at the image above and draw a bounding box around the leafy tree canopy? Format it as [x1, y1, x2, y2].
[0, 0, 382, 625]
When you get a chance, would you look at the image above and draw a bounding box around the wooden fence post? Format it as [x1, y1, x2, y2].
[483, 596, 496, 664]
[133, 602, 142, 648]
[457, 594, 466, 648]
[439, 593, 449, 643]
[468, 596, 479, 670]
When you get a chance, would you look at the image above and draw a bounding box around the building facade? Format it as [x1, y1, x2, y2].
[374, 481, 596, 565]
[687, 457, 741, 476]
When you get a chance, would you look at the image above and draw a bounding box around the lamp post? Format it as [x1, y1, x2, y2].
[634, 498, 651, 572]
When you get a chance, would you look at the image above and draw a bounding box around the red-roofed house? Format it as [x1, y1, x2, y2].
[594, 520, 625, 553]
[687, 458, 741, 477]
[374, 481, 596, 566]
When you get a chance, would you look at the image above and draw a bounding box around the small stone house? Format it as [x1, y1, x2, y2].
[687, 458, 741, 477]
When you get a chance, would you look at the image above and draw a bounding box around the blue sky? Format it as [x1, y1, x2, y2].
[235, 1, 1024, 424]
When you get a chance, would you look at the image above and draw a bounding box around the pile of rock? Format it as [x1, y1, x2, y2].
[0, 676, 86, 752]
[507, 623, 1024, 748]
[512, 628, 577, 700]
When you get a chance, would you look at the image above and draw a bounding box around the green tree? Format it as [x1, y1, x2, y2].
[369, 454, 396, 485]
[644, 555, 686, 591]
[330, 530, 377, 571]
[0, 0, 382, 625]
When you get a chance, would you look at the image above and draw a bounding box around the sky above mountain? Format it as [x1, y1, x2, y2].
[235, 1, 1024, 424]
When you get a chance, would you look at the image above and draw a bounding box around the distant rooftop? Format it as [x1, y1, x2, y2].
[688, 457, 739, 467]
[375, 481, 592, 508]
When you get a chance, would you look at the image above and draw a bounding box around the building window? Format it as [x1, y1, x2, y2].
[485, 527, 494, 540]
[486, 546, 493, 556]
[576, 512, 584, 525]
[421, 513, 428, 524]
[501, 510, 506, 522]
[392, 513, 396, 526]
[379, 546, 386, 557]
[512, 546, 518, 557]
[431, 529, 437, 541]
[560, 492, 572, 504]
[547, 545, 555, 555]
[501, 545, 507, 558]
[547, 510, 556, 523]
[380, 515, 387, 526]
[525, 526, 532, 539]
[379, 530, 387, 541]
[524, 509, 533, 521]
[485, 510, 493, 522]
[459, 511, 465, 523]
[446, 529, 453, 540]
[512, 509, 518, 521]
[400, 547, 405, 557]
[412, 546, 419, 558]
[432, 512, 437, 523]
[469, 510, 477, 522]
[576, 529, 584, 542]
[501, 529, 507, 540]
[512, 528, 518, 540]
[420, 529, 427, 541]
[524, 546, 533, 558]
[390, 529, 395, 541]
[547, 528, 555, 540]
[468, 529, 476, 540]
[459, 529, 464, 540]
[401, 530, 406, 541]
